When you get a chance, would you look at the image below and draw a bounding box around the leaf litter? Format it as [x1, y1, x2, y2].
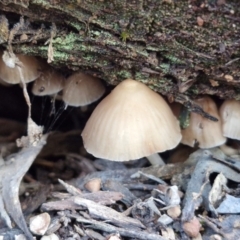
[1, 120, 240, 239]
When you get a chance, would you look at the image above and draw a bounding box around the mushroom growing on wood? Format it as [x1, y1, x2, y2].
[220, 99, 240, 140]
[62, 72, 105, 108]
[181, 96, 226, 148]
[0, 78, 12, 87]
[219, 99, 240, 156]
[32, 67, 64, 96]
[0, 50, 41, 84]
[81, 79, 182, 165]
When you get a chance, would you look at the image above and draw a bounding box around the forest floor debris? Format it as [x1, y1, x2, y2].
[1, 119, 240, 239]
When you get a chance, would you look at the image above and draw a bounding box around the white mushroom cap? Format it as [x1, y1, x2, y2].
[62, 72, 105, 107]
[81, 79, 182, 161]
[0, 51, 41, 84]
[0, 77, 12, 87]
[220, 99, 240, 140]
[32, 67, 64, 96]
[181, 96, 226, 148]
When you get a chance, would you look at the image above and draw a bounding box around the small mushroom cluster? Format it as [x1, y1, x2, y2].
[171, 97, 226, 149]
[170, 96, 240, 157]
[81, 81, 240, 164]
[0, 50, 239, 163]
[32, 69, 105, 114]
[0, 51, 106, 110]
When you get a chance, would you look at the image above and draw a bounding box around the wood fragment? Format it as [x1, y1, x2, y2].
[102, 180, 136, 207]
[41, 191, 123, 211]
[182, 149, 240, 224]
[74, 197, 145, 229]
[0, 135, 47, 240]
[58, 179, 82, 196]
[75, 216, 166, 240]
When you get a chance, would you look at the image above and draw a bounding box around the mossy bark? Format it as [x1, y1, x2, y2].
[0, 0, 239, 118]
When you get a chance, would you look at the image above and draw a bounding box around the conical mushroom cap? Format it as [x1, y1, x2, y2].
[32, 67, 64, 96]
[220, 99, 240, 140]
[62, 72, 105, 107]
[81, 79, 182, 161]
[181, 96, 226, 148]
[0, 51, 41, 84]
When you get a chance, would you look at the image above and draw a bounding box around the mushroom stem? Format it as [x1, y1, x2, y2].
[146, 153, 165, 166]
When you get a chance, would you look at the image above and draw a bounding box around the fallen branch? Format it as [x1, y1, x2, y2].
[0, 135, 47, 240]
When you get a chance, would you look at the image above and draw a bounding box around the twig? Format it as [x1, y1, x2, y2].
[75, 216, 166, 240]
[198, 215, 227, 238]
[0, 135, 47, 240]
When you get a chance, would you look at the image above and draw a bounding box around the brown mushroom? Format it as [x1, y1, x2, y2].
[81, 79, 182, 164]
[32, 67, 64, 96]
[0, 78, 12, 87]
[220, 99, 240, 140]
[181, 96, 226, 148]
[62, 72, 105, 107]
[0, 50, 41, 84]
[219, 99, 240, 156]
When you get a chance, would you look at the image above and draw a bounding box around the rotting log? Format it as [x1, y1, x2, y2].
[0, 0, 240, 119]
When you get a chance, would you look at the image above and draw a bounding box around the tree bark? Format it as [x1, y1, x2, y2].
[0, 0, 240, 118]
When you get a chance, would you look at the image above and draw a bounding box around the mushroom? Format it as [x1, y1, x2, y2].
[0, 78, 12, 87]
[32, 66, 65, 116]
[0, 50, 41, 84]
[180, 96, 226, 148]
[81, 79, 182, 165]
[220, 99, 240, 140]
[219, 99, 240, 156]
[32, 67, 64, 96]
[62, 72, 105, 108]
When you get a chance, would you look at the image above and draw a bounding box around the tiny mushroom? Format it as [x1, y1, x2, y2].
[181, 96, 226, 148]
[0, 50, 41, 84]
[81, 79, 182, 165]
[62, 71, 105, 107]
[32, 66, 65, 96]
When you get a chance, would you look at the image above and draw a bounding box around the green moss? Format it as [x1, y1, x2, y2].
[65, 21, 83, 31]
[52, 50, 69, 61]
[134, 72, 148, 81]
[32, 0, 50, 7]
[159, 63, 170, 73]
[53, 33, 77, 45]
[120, 31, 130, 42]
[92, 31, 101, 37]
[116, 70, 132, 79]
[165, 54, 185, 64]
[179, 106, 190, 129]
[37, 46, 69, 61]
[190, 88, 199, 95]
